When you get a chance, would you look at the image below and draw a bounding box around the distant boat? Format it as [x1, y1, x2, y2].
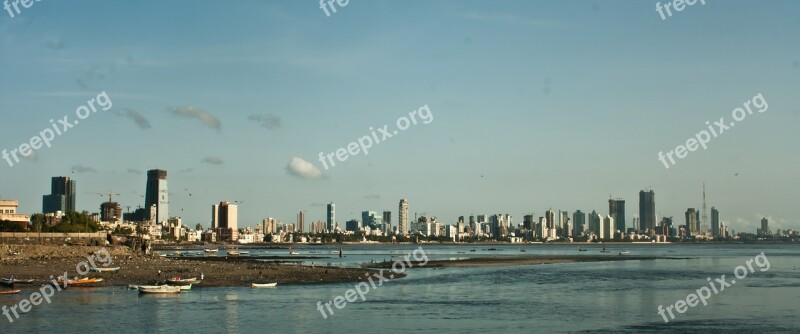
[1, 277, 33, 285]
[520, 248, 527, 253]
[204, 249, 219, 253]
[619, 251, 630, 255]
[0, 289, 21, 294]
[469, 249, 476, 252]
[58, 277, 103, 287]
[166, 277, 197, 285]
[251, 283, 278, 288]
[289, 250, 299, 255]
[457, 251, 466, 254]
[90, 267, 120, 273]
[139, 286, 181, 295]
[239, 251, 250, 255]
[167, 284, 192, 291]
[331, 250, 339, 254]
[578, 247, 588, 252]
[228, 250, 241, 256]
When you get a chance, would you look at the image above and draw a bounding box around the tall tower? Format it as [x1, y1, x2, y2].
[711, 207, 720, 237]
[297, 211, 305, 233]
[399, 199, 409, 235]
[702, 183, 708, 234]
[326, 203, 336, 231]
[43, 176, 76, 213]
[639, 190, 656, 233]
[212, 201, 238, 241]
[608, 198, 626, 233]
[145, 169, 168, 224]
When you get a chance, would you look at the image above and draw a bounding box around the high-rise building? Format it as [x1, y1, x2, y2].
[100, 202, 122, 222]
[297, 211, 305, 233]
[326, 202, 336, 231]
[383, 211, 392, 234]
[545, 209, 556, 229]
[573, 210, 586, 236]
[212, 201, 238, 241]
[639, 190, 656, 233]
[558, 210, 569, 236]
[603, 215, 615, 240]
[711, 207, 720, 237]
[399, 199, 409, 235]
[145, 170, 168, 224]
[609, 198, 625, 233]
[685, 208, 699, 236]
[42, 176, 76, 214]
[362, 211, 381, 229]
[588, 211, 602, 239]
[760, 218, 771, 236]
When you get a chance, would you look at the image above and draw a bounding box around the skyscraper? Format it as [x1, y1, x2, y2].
[609, 198, 625, 233]
[399, 199, 409, 235]
[145, 169, 168, 224]
[639, 190, 656, 233]
[297, 211, 305, 233]
[685, 208, 699, 236]
[760, 218, 771, 236]
[42, 176, 76, 214]
[573, 210, 586, 236]
[326, 202, 336, 231]
[545, 209, 556, 229]
[383, 211, 392, 234]
[711, 207, 720, 237]
[212, 201, 238, 241]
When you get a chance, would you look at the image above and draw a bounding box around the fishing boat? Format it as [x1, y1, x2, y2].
[90, 267, 121, 273]
[204, 248, 219, 253]
[166, 277, 197, 285]
[1, 277, 34, 285]
[139, 286, 181, 295]
[167, 284, 192, 291]
[619, 250, 630, 255]
[228, 250, 241, 256]
[58, 277, 103, 287]
[289, 249, 299, 255]
[0, 289, 21, 294]
[251, 283, 277, 288]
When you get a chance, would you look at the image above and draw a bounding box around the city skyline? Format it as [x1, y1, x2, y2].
[0, 1, 797, 234]
[8, 172, 793, 235]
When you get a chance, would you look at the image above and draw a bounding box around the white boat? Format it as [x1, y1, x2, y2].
[619, 251, 630, 255]
[90, 267, 121, 273]
[289, 251, 299, 255]
[239, 251, 250, 255]
[228, 251, 241, 256]
[167, 284, 192, 291]
[166, 277, 197, 285]
[139, 286, 181, 294]
[251, 283, 277, 288]
[204, 249, 219, 253]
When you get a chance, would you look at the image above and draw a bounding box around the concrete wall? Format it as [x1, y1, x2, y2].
[0, 232, 109, 245]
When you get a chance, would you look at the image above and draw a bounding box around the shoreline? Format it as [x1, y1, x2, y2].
[370, 255, 689, 268]
[0, 245, 400, 288]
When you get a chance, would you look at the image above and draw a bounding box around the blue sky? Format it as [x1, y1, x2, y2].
[1, 0, 798, 233]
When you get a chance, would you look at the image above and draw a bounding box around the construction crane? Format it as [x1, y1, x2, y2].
[87, 191, 121, 203]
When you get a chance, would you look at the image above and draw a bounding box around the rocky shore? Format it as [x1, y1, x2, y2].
[0, 245, 398, 288]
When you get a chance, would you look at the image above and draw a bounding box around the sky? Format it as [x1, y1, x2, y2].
[0, 0, 798, 233]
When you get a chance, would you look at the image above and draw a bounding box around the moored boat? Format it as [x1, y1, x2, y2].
[204, 248, 219, 253]
[166, 277, 197, 285]
[167, 284, 192, 291]
[58, 277, 103, 287]
[251, 283, 277, 288]
[90, 267, 121, 273]
[139, 286, 181, 294]
[0, 289, 21, 294]
[1, 277, 34, 285]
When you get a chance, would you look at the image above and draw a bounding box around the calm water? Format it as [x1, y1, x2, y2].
[2, 244, 799, 333]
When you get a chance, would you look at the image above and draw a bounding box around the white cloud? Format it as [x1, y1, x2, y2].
[286, 157, 323, 179]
